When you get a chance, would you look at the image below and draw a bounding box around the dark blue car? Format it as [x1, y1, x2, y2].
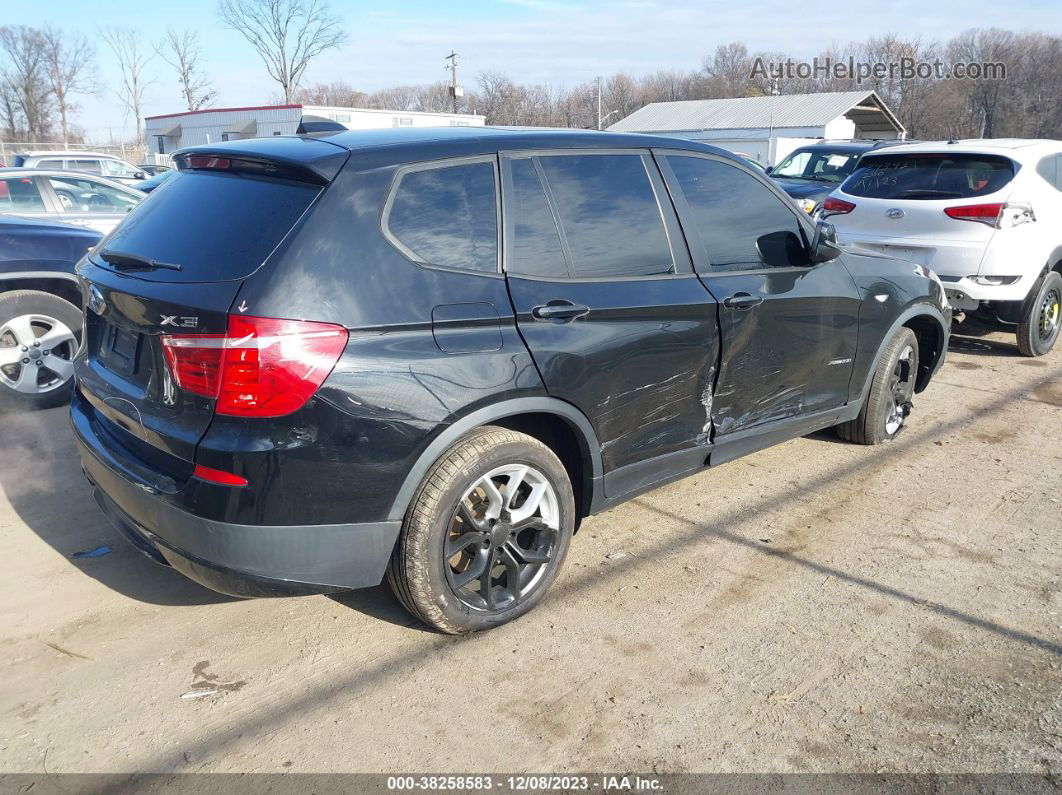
[0, 216, 100, 409]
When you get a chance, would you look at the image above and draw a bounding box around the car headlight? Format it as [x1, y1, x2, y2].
[796, 198, 817, 215]
[969, 275, 1021, 286]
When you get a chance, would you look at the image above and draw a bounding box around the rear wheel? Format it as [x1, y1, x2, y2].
[387, 426, 576, 634]
[837, 327, 919, 445]
[0, 290, 81, 411]
[1016, 271, 1061, 357]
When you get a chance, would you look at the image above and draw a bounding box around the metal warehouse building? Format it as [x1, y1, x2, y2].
[144, 104, 484, 163]
[608, 90, 904, 165]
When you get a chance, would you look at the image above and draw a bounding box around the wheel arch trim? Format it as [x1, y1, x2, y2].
[385, 397, 603, 523]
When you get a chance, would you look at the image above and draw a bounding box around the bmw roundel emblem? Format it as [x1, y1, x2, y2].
[88, 285, 107, 316]
[886, 208, 906, 219]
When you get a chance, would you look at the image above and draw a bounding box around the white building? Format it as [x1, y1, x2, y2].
[608, 90, 904, 165]
[144, 103, 485, 163]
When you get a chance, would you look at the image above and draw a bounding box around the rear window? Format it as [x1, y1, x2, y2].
[94, 170, 320, 281]
[842, 153, 1015, 200]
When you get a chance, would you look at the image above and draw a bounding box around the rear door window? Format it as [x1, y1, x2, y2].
[72, 159, 103, 174]
[0, 175, 47, 211]
[93, 169, 321, 282]
[666, 155, 810, 271]
[385, 159, 498, 273]
[842, 153, 1015, 200]
[536, 153, 674, 278]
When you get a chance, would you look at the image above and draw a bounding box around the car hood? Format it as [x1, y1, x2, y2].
[771, 178, 837, 201]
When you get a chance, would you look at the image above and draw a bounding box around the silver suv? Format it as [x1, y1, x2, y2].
[11, 151, 147, 187]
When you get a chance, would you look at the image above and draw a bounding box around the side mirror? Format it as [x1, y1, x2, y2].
[764, 165, 774, 175]
[810, 219, 841, 264]
[756, 230, 808, 267]
[134, 171, 146, 180]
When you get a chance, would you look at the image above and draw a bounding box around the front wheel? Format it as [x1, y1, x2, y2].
[387, 426, 576, 634]
[1016, 271, 1061, 357]
[837, 327, 919, 445]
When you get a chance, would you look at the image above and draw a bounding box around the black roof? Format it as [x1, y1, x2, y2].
[178, 126, 747, 178]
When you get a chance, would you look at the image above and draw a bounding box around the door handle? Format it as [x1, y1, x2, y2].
[531, 302, 591, 321]
[723, 293, 763, 310]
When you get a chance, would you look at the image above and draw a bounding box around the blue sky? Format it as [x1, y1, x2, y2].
[5, 0, 1060, 141]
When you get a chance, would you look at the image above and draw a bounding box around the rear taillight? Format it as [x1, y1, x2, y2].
[943, 202, 1004, 226]
[161, 315, 348, 417]
[822, 197, 856, 216]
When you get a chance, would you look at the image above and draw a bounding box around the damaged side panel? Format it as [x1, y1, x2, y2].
[700, 267, 862, 436]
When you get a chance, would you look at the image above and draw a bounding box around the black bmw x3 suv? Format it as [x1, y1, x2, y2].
[72, 128, 950, 633]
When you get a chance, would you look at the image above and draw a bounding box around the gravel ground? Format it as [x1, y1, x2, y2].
[0, 318, 1059, 776]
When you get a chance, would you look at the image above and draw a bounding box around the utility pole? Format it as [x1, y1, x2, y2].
[446, 51, 463, 115]
[596, 75, 602, 130]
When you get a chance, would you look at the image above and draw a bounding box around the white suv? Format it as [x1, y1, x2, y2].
[12, 151, 147, 187]
[824, 139, 1062, 356]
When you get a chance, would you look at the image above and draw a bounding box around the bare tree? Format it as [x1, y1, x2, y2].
[294, 79, 366, 106]
[949, 28, 1014, 138]
[0, 26, 53, 139]
[40, 27, 95, 146]
[217, 0, 347, 103]
[157, 28, 217, 112]
[101, 27, 155, 145]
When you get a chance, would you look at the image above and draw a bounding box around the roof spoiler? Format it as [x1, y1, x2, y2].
[296, 115, 348, 134]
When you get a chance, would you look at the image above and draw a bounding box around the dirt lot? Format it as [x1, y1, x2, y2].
[1, 319, 1060, 776]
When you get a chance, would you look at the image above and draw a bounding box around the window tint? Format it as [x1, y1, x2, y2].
[95, 170, 319, 282]
[507, 157, 568, 278]
[842, 153, 1015, 199]
[537, 154, 673, 278]
[0, 176, 46, 211]
[667, 156, 809, 271]
[387, 160, 498, 273]
[50, 176, 141, 214]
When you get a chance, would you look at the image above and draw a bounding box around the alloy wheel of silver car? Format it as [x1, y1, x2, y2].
[0, 313, 78, 395]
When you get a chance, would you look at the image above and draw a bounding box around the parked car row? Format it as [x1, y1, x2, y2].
[0, 169, 145, 233]
[9, 150, 168, 186]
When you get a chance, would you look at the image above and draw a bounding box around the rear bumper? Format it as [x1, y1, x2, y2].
[72, 393, 401, 597]
[837, 234, 1035, 304]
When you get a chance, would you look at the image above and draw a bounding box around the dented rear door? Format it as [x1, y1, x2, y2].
[500, 150, 720, 486]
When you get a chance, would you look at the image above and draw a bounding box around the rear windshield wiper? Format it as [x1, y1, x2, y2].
[99, 249, 183, 272]
[896, 189, 965, 199]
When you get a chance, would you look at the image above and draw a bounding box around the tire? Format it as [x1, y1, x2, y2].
[1016, 271, 1062, 357]
[387, 426, 576, 634]
[0, 290, 82, 411]
[837, 327, 919, 446]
